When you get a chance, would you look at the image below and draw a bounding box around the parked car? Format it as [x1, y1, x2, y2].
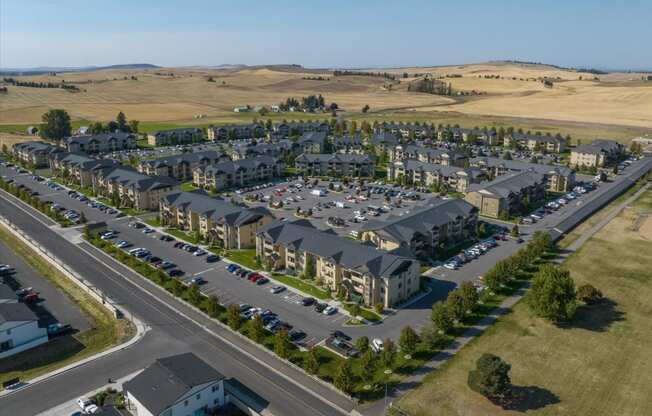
[323, 306, 337, 315]
[167, 269, 184, 277]
[270, 285, 286, 294]
[47, 323, 73, 337]
[371, 338, 384, 352]
[159, 235, 174, 241]
[256, 277, 269, 285]
[190, 276, 206, 285]
[206, 254, 220, 263]
[331, 330, 351, 341]
[314, 303, 327, 313]
[300, 297, 316, 306]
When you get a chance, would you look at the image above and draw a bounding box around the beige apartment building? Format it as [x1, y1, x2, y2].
[193, 156, 283, 191]
[92, 166, 179, 211]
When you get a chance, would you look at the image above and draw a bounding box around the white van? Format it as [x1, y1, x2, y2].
[311, 189, 326, 197]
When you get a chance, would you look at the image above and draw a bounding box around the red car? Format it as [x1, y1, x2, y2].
[249, 273, 263, 282]
[22, 292, 40, 303]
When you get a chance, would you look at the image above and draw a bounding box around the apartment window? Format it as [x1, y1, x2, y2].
[212, 385, 219, 392]
[6, 329, 11, 335]
[398, 283, 402, 289]
[184, 400, 189, 406]
[196, 393, 201, 400]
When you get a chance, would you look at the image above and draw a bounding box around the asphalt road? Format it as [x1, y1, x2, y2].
[0, 192, 355, 416]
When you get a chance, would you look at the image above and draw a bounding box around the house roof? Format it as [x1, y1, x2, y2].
[123, 353, 225, 416]
[96, 166, 179, 192]
[0, 302, 39, 324]
[162, 190, 272, 226]
[470, 157, 573, 176]
[398, 146, 467, 161]
[467, 171, 545, 198]
[360, 198, 477, 245]
[150, 127, 202, 138]
[66, 131, 135, 145]
[372, 132, 399, 146]
[297, 131, 327, 145]
[395, 159, 473, 177]
[196, 156, 279, 176]
[258, 219, 417, 279]
[13, 141, 63, 156]
[296, 153, 374, 164]
[140, 151, 224, 169]
[511, 133, 564, 144]
[573, 139, 621, 155]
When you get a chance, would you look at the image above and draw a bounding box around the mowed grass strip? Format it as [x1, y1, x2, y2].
[397, 188, 652, 416]
[0, 225, 134, 388]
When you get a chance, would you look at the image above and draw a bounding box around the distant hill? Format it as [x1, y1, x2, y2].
[0, 63, 160, 76]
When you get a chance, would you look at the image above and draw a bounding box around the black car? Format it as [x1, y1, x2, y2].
[206, 254, 220, 263]
[331, 330, 351, 341]
[159, 235, 173, 241]
[167, 269, 184, 277]
[314, 303, 327, 313]
[301, 297, 316, 306]
[289, 329, 306, 342]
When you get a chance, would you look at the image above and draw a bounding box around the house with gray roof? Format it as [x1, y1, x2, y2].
[192, 156, 284, 191]
[470, 156, 575, 192]
[257, 219, 420, 307]
[65, 131, 137, 154]
[374, 122, 434, 138]
[465, 171, 546, 218]
[49, 152, 119, 187]
[137, 151, 228, 180]
[0, 303, 48, 359]
[295, 153, 375, 178]
[332, 135, 365, 154]
[231, 140, 293, 160]
[124, 352, 226, 416]
[161, 190, 274, 249]
[12, 141, 64, 168]
[570, 139, 623, 168]
[389, 159, 486, 192]
[92, 166, 179, 211]
[360, 198, 478, 259]
[389, 144, 468, 167]
[147, 128, 204, 146]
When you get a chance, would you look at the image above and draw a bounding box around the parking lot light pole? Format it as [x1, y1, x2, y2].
[384, 368, 393, 408]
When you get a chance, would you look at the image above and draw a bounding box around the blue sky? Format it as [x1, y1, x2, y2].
[2, 0, 651, 69]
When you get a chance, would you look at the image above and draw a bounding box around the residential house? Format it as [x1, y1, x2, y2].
[160, 190, 274, 249]
[360, 198, 478, 259]
[207, 124, 265, 141]
[124, 353, 226, 416]
[506, 133, 566, 153]
[147, 128, 204, 147]
[388, 160, 486, 192]
[65, 132, 137, 154]
[137, 151, 228, 181]
[470, 157, 575, 192]
[389, 144, 468, 167]
[570, 139, 623, 168]
[464, 171, 546, 218]
[296, 131, 328, 153]
[92, 166, 179, 211]
[257, 219, 420, 308]
[332, 136, 365, 154]
[0, 303, 48, 359]
[12, 141, 64, 168]
[193, 156, 284, 191]
[295, 153, 375, 178]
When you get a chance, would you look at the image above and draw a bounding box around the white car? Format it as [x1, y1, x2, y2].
[77, 397, 93, 410]
[323, 306, 337, 315]
[443, 262, 457, 270]
[83, 404, 100, 414]
[270, 285, 286, 294]
[371, 338, 384, 352]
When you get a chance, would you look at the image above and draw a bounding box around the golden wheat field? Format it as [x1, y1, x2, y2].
[1, 62, 651, 135]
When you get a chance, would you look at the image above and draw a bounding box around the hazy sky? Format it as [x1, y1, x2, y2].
[2, 0, 652, 69]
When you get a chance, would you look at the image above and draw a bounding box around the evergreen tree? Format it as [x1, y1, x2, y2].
[334, 360, 354, 394]
[398, 326, 419, 355]
[468, 353, 512, 400]
[431, 302, 453, 333]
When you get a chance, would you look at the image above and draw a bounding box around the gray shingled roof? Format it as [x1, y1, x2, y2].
[0, 303, 38, 324]
[467, 171, 545, 198]
[123, 353, 224, 416]
[150, 127, 202, 137]
[140, 150, 224, 169]
[66, 131, 135, 145]
[13, 141, 63, 155]
[360, 198, 477, 245]
[196, 156, 279, 176]
[296, 153, 374, 164]
[97, 166, 179, 191]
[470, 157, 573, 176]
[258, 219, 416, 279]
[162, 190, 271, 226]
[574, 139, 621, 155]
[297, 131, 327, 145]
[372, 132, 399, 146]
[396, 160, 470, 177]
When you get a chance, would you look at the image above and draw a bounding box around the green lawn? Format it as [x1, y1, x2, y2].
[271, 273, 330, 300]
[144, 218, 161, 228]
[165, 227, 200, 244]
[226, 249, 259, 270]
[179, 181, 199, 192]
[341, 303, 382, 322]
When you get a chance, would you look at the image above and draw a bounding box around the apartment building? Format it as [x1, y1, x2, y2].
[374, 122, 434, 138]
[231, 140, 293, 160]
[207, 123, 265, 141]
[388, 159, 486, 192]
[295, 153, 375, 178]
[465, 171, 546, 218]
[137, 151, 228, 180]
[506, 133, 566, 153]
[12, 141, 64, 168]
[570, 139, 623, 168]
[193, 156, 284, 191]
[470, 156, 575, 192]
[360, 198, 478, 259]
[257, 219, 420, 308]
[0, 303, 48, 359]
[49, 152, 119, 187]
[65, 132, 137, 154]
[92, 166, 179, 211]
[371, 132, 400, 153]
[160, 190, 274, 249]
[296, 131, 328, 153]
[124, 353, 226, 416]
[332, 136, 365, 154]
[146, 128, 204, 146]
[438, 128, 499, 145]
[389, 144, 468, 167]
[273, 121, 330, 138]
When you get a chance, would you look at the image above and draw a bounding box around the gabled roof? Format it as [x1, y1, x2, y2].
[162, 190, 272, 225]
[66, 131, 135, 145]
[573, 139, 621, 155]
[13, 141, 63, 156]
[196, 156, 280, 176]
[467, 171, 545, 198]
[150, 127, 202, 137]
[96, 166, 179, 191]
[511, 133, 564, 144]
[372, 132, 399, 146]
[140, 151, 224, 169]
[360, 198, 477, 245]
[297, 131, 327, 145]
[0, 303, 38, 324]
[123, 353, 224, 416]
[470, 156, 573, 176]
[395, 159, 470, 177]
[258, 220, 417, 279]
[296, 153, 374, 164]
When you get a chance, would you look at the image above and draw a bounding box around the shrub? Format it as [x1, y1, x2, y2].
[577, 284, 603, 304]
[468, 353, 512, 400]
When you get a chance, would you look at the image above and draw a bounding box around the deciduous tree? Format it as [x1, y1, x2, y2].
[526, 263, 577, 322]
[468, 353, 512, 400]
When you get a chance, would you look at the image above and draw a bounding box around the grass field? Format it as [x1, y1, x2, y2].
[0, 225, 134, 388]
[2, 62, 651, 145]
[397, 187, 652, 416]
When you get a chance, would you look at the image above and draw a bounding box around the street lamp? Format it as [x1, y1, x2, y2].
[384, 368, 393, 408]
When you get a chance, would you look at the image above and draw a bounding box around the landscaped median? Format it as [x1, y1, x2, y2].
[0, 177, 74, 227]
[0, 225, 134, 389]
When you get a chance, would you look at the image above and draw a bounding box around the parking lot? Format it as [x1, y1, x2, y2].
[233, 178, 432, 237]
